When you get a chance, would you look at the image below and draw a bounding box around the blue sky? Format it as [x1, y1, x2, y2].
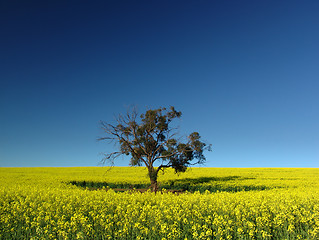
[1, 1, 318, 167]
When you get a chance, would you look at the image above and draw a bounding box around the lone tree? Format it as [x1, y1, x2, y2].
[98, 106, 211, 192]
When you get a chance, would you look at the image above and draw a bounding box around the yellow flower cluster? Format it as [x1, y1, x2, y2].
[0, 167, 318, 239]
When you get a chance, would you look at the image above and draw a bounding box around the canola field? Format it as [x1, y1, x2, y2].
[0, 167, 318, 239]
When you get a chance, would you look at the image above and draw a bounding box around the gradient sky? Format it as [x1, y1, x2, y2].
[1, 1, 318, 168]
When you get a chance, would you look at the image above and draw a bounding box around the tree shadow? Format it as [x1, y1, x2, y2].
[68, 175, 273, 193]
[160, 176, 271, 192]
[166, 176, 253, 185]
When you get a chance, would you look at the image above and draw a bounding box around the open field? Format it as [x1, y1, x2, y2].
[0, 167, 318, 239]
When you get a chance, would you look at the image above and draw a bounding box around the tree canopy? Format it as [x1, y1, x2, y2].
[98, 106, 211, 191]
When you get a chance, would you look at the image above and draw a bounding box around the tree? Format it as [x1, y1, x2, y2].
[98, 106, 211, 192]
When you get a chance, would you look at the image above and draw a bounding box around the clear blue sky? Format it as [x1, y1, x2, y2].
[1, 1, 318, 167]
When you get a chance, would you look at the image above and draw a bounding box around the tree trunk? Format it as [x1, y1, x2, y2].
[148, 167, 158, 192]
[150, 179, 158, 193]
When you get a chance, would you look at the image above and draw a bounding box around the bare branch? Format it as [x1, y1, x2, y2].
[99, 151, 122, 166]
